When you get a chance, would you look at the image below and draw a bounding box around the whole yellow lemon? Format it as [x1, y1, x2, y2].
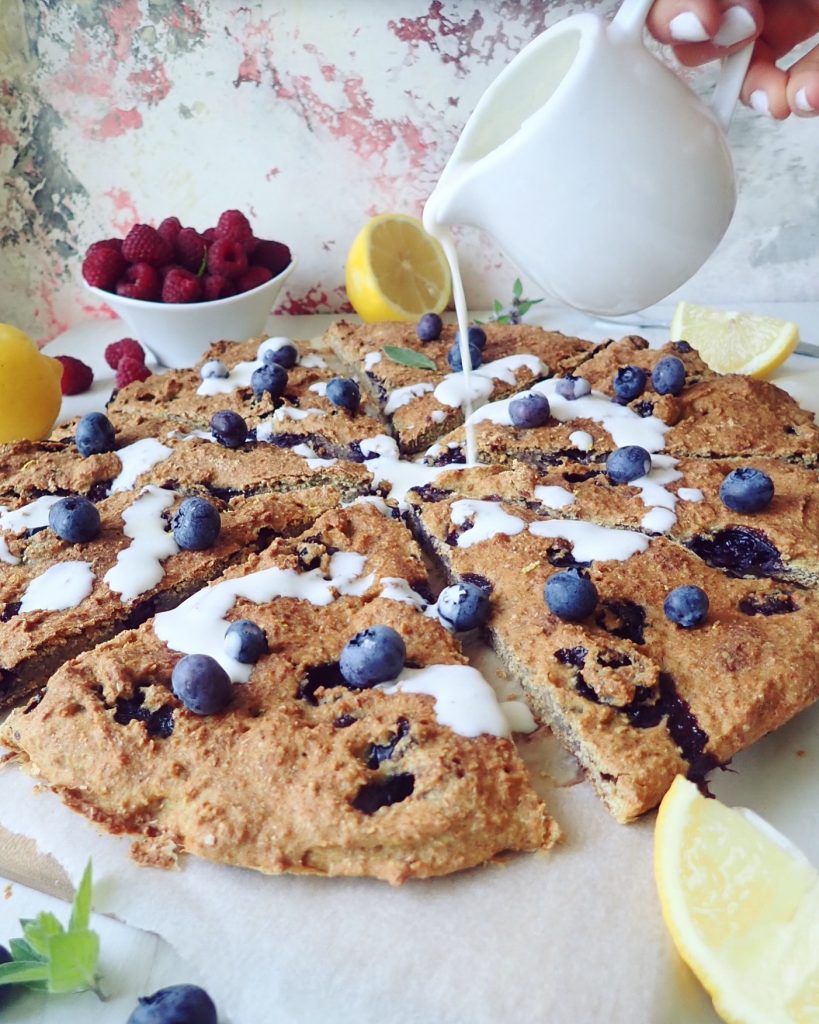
[0, 323, 63, 442]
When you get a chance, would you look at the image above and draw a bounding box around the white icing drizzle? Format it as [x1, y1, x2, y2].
[469, 378, 670, 452]
[154, 552, 374, 683]
[364, 351, 382, 371]
[291, 443, 337, 469]
[362, 456, 458, 507]
[451, 499, 526, 548]
[678, 487, 704, 502]
[569, 429, 594, 452]
[343, 495, 393, 517]
[430, 410, 447, 424]
[0, 495, 62, 534]
[110, 437, 174, 493]
[308, 382, 328, 397]
[641, 507, 678, 533]
[528, 519, 649, 561]
[500, 699, 538, 734]
[384, 382, 434, 415]
[299, 353, 327, 369]
[358, 434, 400, 460]
[19, 561, 95, 613]
[272, 406, 324, 422]
[533, 485, 576, 509]
[196, 358, 259, 396]
[167, 428, 214, 443]
[381, 664, 511, 738]
[434, 354, 545, 412]
[103, 487, 179, 602]
[0, 536, 20, 566]
[379, 577, 427, 609]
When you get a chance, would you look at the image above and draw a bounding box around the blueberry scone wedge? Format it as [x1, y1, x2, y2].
[2, 503, 558, 883]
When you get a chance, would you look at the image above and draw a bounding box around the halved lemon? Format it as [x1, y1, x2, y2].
[345, 213, 451, 322]
[655, 776, 819, 1024]
[669, 301, 799, 378]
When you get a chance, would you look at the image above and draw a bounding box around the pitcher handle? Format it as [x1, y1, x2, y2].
[609, 0, 754, 129]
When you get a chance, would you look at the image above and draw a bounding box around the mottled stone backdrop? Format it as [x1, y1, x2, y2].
[1, 0, 818, 342]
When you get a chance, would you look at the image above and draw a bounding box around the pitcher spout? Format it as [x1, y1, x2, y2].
[423, 162, 484, 235]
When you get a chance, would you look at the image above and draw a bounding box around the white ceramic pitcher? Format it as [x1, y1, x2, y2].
[423, 0, 753, 316]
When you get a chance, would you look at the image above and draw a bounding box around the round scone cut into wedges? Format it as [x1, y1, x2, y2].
[1, 504, 558, 884]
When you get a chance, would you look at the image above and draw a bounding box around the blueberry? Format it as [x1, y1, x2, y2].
[447, 342, 483, 372]
[663, 585, 709, 628]
[326, 377, 360, 413]
[48, 496, 101, 543]
[416, 312, 443, 342]
[651, 356, 686, 396]
[719, 467, 774, 513]
[127, 983, 217, 1024]
[172, 497, 221, 550]
[250, 362, 288, 399]
[555, 375, 591, 401]
[455, 325, 487, 350]
[437, 582, 490, 631]
[339, 625, 406, 688]
[171, 655, 232, 716]
[606, 445, 652, 484]
[210, 409, 247, 449]
[612, 365, 646, 403]
[75, 412, 116, 456]
[224, 619, 268, 663]
[508, 392, 551, 429]
[544, 570, 598, 621]
[200, 359, 229, 379]
[263, 343, 298, 369]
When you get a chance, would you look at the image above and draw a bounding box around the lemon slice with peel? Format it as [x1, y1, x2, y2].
[669, 301, 799, 378]
[345, 213, 451, 322]
[655, 776, 819, 1024]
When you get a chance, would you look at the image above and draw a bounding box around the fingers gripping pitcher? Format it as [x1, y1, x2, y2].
[423, 0, 753, 318]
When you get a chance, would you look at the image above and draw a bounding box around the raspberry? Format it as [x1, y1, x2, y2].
[237, 265, 272, 293]
[207, 237, 248, 280]
[202, 274, 237, 301]
[55, 355, 94, 395]
[162, 267, 202, 303]
[174, 227, 207, 273]
[252, 239, 291, 276]
[122, 223, 172, 266]
[82, 242, 127, 290]
[105, 337, 145, 370]
[214, 209, 253, 247]
[202, 227, 216, 243]
[116, 356, 152, 389]
[157, 216, 183, 245]
[116, 262, 161, 301]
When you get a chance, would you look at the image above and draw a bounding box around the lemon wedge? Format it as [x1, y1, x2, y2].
[345, 213, 451, 322]
[669, 301, 799, 378]
[0, 323, 63, 442]
[655, 776, 819, 1024]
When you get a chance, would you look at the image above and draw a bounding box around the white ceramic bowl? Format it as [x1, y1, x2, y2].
[83, 258, 295, 369]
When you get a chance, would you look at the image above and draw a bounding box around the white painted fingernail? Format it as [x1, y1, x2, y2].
[714, 6, 756, 47]
[669, 12, 711, 42]
[795, 87, 815, 112]
[749, 90, 770, 115]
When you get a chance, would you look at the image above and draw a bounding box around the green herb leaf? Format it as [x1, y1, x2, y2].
[69, 860, 93, 932]
[383, 346, 437, 371]
[22, 912, 64, 957]
[0, 960, 51, 987]
[9, 938, 45, 963]
[493, 299, 504, 314]
[513, 277, 523, 298]
[47, 929, 100, 994]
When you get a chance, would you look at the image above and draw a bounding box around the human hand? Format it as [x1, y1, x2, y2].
[647, 0, 819, 118]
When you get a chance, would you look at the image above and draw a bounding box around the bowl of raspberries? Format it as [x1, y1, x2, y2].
[81, 209, 294, 368]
